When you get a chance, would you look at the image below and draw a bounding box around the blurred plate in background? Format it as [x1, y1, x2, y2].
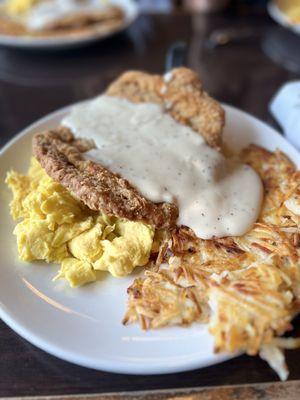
[0, 0, 138, 50]
[268, 0, 300, 35]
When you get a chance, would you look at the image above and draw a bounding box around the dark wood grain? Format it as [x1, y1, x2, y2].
[1, 7, 300, 398]
[2, 380, 300, 400]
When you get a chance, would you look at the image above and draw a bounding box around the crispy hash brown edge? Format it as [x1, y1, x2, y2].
[123, 144, 300, 378]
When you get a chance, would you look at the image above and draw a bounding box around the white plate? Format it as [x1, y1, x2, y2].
[0, 0, 138, 50]
[268, 1, 300, 35]
[0, 103, 300, 375]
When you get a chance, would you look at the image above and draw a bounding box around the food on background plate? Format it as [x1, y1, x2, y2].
[276, 0, 300, 24]
[0, 0, 124, 38]
[6, 67, 300, 379]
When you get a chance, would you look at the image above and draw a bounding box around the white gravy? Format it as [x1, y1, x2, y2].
[23, 0, 109, 31]
[62, 95, 263, 239]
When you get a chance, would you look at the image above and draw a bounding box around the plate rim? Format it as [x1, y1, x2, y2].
[0, 101, 299, 374]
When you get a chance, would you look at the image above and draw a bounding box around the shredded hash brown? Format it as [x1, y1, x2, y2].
[123, 144, 300, 380]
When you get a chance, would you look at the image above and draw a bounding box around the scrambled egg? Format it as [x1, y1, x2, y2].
[6, 158, 154, 287]
[4, 0, 40, 15]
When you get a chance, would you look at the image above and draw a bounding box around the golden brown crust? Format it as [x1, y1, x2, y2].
[32, 127, 179, 229]
[123, 144, 300, 365]
[0, 5, 124, 38]
[32, 67, 224, 227]
[106, 68, 225, 149]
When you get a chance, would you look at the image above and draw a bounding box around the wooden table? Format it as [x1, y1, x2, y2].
[1, 6, 300, 399]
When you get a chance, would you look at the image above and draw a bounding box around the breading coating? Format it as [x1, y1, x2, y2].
[33, 127, 179, 229]
[32, 68, 224, 228]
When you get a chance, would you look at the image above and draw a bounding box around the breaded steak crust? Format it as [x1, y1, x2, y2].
[107, 68, 225, 149]
[33, 127, 179, 229]
[32, 68, 224, 227]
